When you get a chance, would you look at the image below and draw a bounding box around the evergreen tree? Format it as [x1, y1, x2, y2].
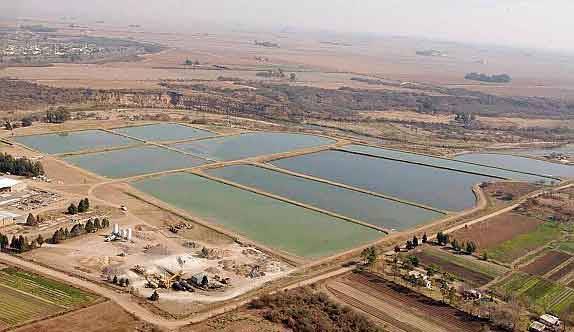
[94, 218, 101, 229]
[412, 236, 419, 247]
[64, 228, 70, 239]
[422, 233, 428, 244]
[0, 233, 8, 249]
[67, 203, 78, 215]
[83, 198, 90, 211]
[85, 219, 94, 233]
[26, 213, 37, 226]
[51, 230, 61, 244]
[36, 234, 44, 247]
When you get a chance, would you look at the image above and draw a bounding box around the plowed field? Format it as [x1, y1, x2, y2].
[330, 272, 490, 332]
[521, 251, 572, 276]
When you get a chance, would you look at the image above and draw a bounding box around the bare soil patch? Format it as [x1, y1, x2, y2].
[548, 260, 574, 282]
[450, 212, 542, 251]
[521, 250, 572, 276]
[181, 310, 284, 332]
[12, 301, 144, 332]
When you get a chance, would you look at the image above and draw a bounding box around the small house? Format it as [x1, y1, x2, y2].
[539, 314, 561, 331]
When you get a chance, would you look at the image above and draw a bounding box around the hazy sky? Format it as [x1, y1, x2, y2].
[3, 0, 573, 52]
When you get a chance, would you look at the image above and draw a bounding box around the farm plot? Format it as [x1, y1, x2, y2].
[548, 261, 574, 283]
[450, 212, 542, 252]
[492, 272, 574, 315]
[337, 272, 488, 332]
[0, 285, 63, 328]
[414, 247, 507, 288]
[521, 251, 572, 276]
[0, 268, 98, 307]
[488, 222, 563, 264]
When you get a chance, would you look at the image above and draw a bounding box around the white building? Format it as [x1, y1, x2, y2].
[0, 177, 27, 193]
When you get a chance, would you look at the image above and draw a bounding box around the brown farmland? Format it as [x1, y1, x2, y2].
[521, 251, 572, 276]
[11, 301, 142, 332]
[415, 251, 494, 287]
[548, 260, 574, 282]
[450, 212, 542, 251]
[329, 272, 489, 332]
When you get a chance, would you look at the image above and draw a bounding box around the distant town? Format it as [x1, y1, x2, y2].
[0, 25, 161, 65]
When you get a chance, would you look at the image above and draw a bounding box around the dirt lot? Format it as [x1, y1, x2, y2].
[450, 212, 543, 251]
[521, 250, 572, 276]
[181, 310, 283, 332]
[327, 272, 489, 332]
[12, 301, 145, 332]
[482, 182, 541, 207]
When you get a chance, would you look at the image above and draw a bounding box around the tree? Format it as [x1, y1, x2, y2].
[18, 235, 28, 252]
[289, 73, 296, 81]
[406, 255, 419, 267]
[94, 218, 101, 229]
[466, 241, 477, 254]
[149, 290, 159, 301]
[201, 275, 209, 287]
[46, 108, 70, 123]
[67, 203, 78, 215]
[85, 219, 95, 233]
[451, 238, 461, 252]
[184, 59, 193, 65]
[405, 240, 413, 250]
[36, 234, 44, 247]
[422, 233, 428, 244]
[361, 246, 378, 268]
[25, 213, 37, 226]
[0, 233, 8, 249]
[70, 223, 83, 237]
[412, 236, 419, 247]
[21, 117, 33, 127]
[113, 275, 118, 284]
[426, 264, 439, 277]
[51, 230, 61, 244]
[394, 245, 401, 253]
[102, 218, 110, 228]
[82, 198, 90, 211]
[64, 228, 69, 239]
[481, 251, 489, 261]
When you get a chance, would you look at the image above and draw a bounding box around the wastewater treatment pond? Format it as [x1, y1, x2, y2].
[208, 164, 444, 231]
[132, 173, 384, 258]
[112, 123, 214, 142]
[271, 150, 497, 211]
[14, 130, 139, 155]
[171, 132, 335, 161]
[64, 145, 207, 178]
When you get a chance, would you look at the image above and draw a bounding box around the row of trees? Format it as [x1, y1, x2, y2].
[51, 217, 110, 244]
[68, 198, 90, 215]
[0, 153, 44, 177]
[46, 108, 71, 123]
[0, 232, 44, 253]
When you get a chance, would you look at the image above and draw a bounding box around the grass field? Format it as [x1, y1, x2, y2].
[0, 286, 62, 328]
[0, 268, 98, 307]
[488, 222, 563, 264]
[0, 267, 98, 328]
[493, 272, 574, 315]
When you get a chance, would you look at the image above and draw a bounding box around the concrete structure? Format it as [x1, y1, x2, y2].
[0, 210, 20, 228]
[0, 177, 26, 193]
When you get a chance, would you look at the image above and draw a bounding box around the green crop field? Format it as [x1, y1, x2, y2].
[0, 268, 98, 307]
[0, 267, 99, 328]
[0, 285, 62, 327]
[489, 223, 563, 264]
[493, 272, 574, 315]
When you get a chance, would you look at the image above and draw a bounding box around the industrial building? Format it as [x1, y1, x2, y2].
[0, 177, 27, 193]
